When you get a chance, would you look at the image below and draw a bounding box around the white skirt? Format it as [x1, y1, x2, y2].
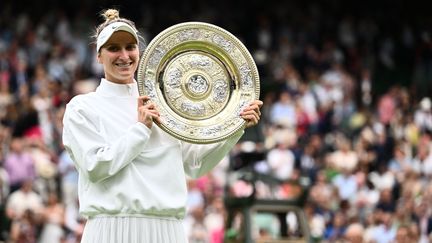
[81, 216, 187, 243]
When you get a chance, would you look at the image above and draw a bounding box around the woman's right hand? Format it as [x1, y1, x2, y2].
[137, 96, 161, 128]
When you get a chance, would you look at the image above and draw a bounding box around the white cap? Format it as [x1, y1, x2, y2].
[420, 97, 431, 111]
[96, 22, 138, 53]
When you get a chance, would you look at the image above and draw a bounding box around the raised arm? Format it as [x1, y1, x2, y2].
[181, 130, 243, 179]
[182, 100, 263, 178]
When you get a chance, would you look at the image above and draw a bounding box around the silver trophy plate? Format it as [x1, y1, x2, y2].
[137, 22, 260, 144]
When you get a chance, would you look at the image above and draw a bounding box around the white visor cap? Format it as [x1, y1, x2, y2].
[96, 22, 139, 53]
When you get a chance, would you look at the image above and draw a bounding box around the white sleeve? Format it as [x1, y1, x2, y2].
[62, 99, 151, 183]
[181, 130, 243, 179]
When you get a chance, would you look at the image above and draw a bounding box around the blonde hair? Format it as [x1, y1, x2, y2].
[94, 9, 137, 37]
[103, 9, 120, 21]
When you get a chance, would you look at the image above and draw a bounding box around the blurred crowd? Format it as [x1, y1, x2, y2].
[0, 1, 432, 243]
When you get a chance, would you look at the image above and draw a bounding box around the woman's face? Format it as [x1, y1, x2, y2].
[98, 31, 139, 84]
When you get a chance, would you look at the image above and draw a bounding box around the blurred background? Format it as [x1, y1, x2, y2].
[0, 0, 432, 242]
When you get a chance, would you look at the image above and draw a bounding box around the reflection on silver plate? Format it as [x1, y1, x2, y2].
[137, 22, 260, 144]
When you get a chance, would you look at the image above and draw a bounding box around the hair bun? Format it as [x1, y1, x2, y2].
[102, 9, 120, 21]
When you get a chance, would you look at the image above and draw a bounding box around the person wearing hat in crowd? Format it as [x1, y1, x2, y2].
[415, 97, 432, 132]
[62, 8, 263, 243]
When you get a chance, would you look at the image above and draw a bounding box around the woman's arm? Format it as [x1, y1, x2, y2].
[62, 99, 151, 183]
[181, 130, 243, 179]
[182, 100, 263, 178]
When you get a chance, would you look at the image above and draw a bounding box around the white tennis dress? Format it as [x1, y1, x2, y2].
[62, 78, 243, 242]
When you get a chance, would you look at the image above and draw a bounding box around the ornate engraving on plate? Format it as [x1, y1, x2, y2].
[180, 102, 205, 116]
[137, 22, 260, 143]
[213, 34, 233, 52]
[186, 75, 209, 95]
[189, 55, 211, 68]
[239, 64, 253, 88]
[212, 80, 228, 103]
[166, 68, 181, 88]
[178, 29, 201, 41]
[161, 52, 230, 120]
[149, 47, 166, 67]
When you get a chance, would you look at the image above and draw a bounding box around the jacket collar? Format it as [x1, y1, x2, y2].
[96, 78, 139, 97]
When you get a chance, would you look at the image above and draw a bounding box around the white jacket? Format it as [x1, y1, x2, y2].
[62, 78, 243, 219]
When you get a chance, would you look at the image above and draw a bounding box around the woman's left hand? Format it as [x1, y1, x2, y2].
[240, 100, 263, 128]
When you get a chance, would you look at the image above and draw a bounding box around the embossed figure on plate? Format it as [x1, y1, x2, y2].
[187, 75, 209, 95]
[167, 68, 182, 88]
[213, 80, 228, 103]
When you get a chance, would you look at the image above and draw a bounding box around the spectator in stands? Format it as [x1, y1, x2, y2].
[343, 223, 364, 243]
[414, 97, 432, 133]
[394, 225, 411, 243]
[269, 90, 296, 128]
[4, 137, 36, 192]
[327, 134, 358, 173]
[369, 211, 397, 243]
[324, 211, 347, 241]
[332, 167, 357, 201]
[412, 142, 432, 177]
[38, 192, 65, 243]
[5, 180, 43, 222]
[266, 139, 296, 181]
[412, 200, 432, 243]
[58, 149, 78, 207]
[9, 209, 38, 243]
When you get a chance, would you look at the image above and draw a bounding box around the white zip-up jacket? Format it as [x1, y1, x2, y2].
[62, 78, 243, 219]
